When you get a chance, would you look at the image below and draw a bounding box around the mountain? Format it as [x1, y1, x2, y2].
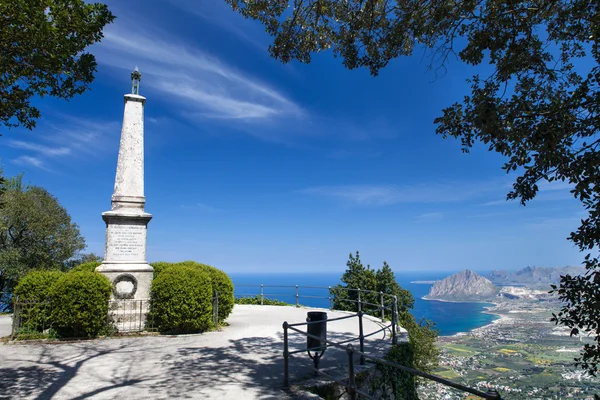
[487, 266, 585, 288]
[424, 269, 499, 302]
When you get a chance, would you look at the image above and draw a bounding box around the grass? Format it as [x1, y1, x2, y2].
[443, 344, 478, 356]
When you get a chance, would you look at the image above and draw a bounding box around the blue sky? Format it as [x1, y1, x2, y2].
[0, 0, 586, 274]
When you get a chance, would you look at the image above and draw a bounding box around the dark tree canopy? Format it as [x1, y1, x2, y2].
[226, 0, 600, 374]
[0, 0, 115, 130]
[0, 174, 85, 309]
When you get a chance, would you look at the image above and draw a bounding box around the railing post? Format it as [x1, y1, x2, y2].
[391, 297, 397, 345]
[214, 291, 219, 326]
[357, 288, 361, 313]
[380, 291, 385, 322]
[11, 296, 19, 339]
[260, 284, 264, 306]
[486, 388, 501, 399]
[139, 299, 143, 331]
[358, 311, 365, 365]
[295, 285, 299, 307]
[328, 286, 332, 310]
[283, 321, 289, 388]
[346, 344, 357, 400]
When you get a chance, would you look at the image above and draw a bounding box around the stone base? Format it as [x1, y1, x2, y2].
[96, 263, 153, 301]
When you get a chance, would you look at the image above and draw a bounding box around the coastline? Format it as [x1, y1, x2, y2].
[419, 295, 503, 337]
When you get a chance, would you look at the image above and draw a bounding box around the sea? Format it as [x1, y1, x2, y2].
[230, 271, 499, 337]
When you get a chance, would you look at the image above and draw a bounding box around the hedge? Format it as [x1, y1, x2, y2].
[49, 271, 112, 338]
[151, 260, 235, 323]
[69, 261, 102, 273]
[14, 270, 64, 331]
[150, 265, 213, 334]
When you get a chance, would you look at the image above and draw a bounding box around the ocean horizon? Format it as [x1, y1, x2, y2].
[229, 270, 499, 336]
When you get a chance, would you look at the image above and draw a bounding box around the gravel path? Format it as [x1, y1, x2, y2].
[0, 305, 399, 399]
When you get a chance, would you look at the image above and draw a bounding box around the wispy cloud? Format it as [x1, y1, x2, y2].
[6, 114, 119, 170]
[300, 181, 505, 206]
[95, 23, 302, 122]
[12, 155, 49, 171]
[415, 212, 444, 223]
[169, 0, 269, 51]
[481, 199, 511, 206]
[7, 140, 71, 157]
[480, 179, 575, 206]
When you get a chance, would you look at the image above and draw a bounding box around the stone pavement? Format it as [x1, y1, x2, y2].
[0, 315, 11, 338]
[0, 305, 400, 399]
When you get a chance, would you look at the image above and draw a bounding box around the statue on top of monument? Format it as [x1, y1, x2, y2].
[131, 67, 141, 95]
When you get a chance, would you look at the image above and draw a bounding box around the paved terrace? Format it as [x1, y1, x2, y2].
[0, 305, 400, 400]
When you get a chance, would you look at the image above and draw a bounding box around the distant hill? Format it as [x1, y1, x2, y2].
[424, 269, 499, 302]
[488, 266, 585, 288]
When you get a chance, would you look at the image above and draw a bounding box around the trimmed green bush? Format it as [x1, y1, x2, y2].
[150, 260, 235, 323]
[14, 270, 64, 331]
[49, 271, 112, 338]
[69, 261, 101, 273]
[14, 270, 64, 301]
[173, 261, 234, 323]
[150, 261, 172, 279]
[150, 265, 213, 334]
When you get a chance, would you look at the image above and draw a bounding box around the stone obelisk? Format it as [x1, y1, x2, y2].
[97, 68, 153, 301]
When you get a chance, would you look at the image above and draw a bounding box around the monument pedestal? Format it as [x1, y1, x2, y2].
[97, 211, 153, 301]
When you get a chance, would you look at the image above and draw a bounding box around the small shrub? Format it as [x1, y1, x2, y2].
[69, 261, 101, 273]
[235, 296, 291, 306]
[14, 270, 64, 331]
[153, 260, 235, 323]
[177, 262, 234, 323]
[150, 265, 213, 334]
[49, 271, 112, 338]
[375, 342, 418, 399]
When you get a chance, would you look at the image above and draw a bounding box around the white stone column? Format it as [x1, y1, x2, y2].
[97, 91, 153, 304]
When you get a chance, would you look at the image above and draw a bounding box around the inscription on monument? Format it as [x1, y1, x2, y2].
[108, 223, 146, 260]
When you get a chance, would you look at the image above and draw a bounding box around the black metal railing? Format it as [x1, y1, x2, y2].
[283, 311, 502, 400]
[234, 284, 400, 323]
[234, 284, 502, 399]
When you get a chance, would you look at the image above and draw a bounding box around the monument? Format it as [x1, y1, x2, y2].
[96, 68, 153, 303]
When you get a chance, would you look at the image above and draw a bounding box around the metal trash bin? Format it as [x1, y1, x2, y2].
[307, 311, 327, 372]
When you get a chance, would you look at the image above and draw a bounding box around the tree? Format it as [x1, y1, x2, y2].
[0, 175, 85, 307]
[1, 0, 115, 130]
[332, 251, 439, 376]
[225, 0, 600, 375]
[332, 251, 378, 310]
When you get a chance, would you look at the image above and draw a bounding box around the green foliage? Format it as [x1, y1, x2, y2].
[376, 342, 418, 399]
[399, 311, 440, 375]
[63, 253, 102, 270]
[150, 265, 214, 334]
[226, 0, 600, 375]
[69, 261, 101, 273]
[199, 264, 234, 323]
[332, 252, 413, 316]
[150, 261, 172, 279]
[14, 270, 64, 331]
[151, 260, 235, 323]
[0, 0, 115, 129]
[332, 251, 439, 378]
[49, 271, 112, 338]
[0, 175, 85, 307]
[14, 270, 63, 301]
[331, 251, 378, 312]
[235, 296, 291, 306]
